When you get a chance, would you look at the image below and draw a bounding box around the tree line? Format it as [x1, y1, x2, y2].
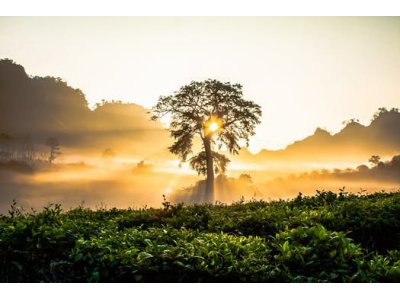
[0, 133, 61, 164]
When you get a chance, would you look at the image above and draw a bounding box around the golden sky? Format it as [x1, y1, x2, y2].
[1, 17, 399, 152]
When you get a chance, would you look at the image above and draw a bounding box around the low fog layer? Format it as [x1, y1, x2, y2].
[1, 154, 399, 213]
[0, 160, 197, 212]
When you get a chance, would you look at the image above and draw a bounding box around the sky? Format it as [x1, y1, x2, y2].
[1, 17, 400, 152]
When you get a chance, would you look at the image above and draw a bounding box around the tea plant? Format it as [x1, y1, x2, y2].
[1, 191, 399, 282]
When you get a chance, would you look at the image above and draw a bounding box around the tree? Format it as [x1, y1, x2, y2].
[46, 137, 61, 163]
[372, 107, 388, 121]
[151, 79, 262, 203]
[0, 133, 14, 161]
[342, 118, 359, 126]
[368, 155, 381, 167]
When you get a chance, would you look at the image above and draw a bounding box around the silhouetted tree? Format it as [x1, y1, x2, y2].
[0, 133, 37, 163]
[371, 107, 399, 121]
[19, 135, 35, 162]
[46, 137, 61, 163]
[0, 133, 14, 161]
[368, 155, 381, 166]
[342, 118, 359, 126]
[372, 107, 389, 120]
[151, 79, 262, 203]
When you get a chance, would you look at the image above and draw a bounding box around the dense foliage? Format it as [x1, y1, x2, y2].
[1, 191, 399, 282]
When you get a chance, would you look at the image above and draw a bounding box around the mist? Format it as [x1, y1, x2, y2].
[1, 59, 400, 212]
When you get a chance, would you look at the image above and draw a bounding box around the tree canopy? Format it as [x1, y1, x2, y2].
[152, 79, 262, 202]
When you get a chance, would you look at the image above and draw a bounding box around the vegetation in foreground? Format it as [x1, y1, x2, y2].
[1, 191, 400, 282]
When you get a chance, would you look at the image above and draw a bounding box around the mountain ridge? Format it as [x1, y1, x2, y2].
[1, 59, 399, 163]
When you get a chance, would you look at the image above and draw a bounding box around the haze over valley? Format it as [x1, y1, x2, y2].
[1, 59, 399, 212]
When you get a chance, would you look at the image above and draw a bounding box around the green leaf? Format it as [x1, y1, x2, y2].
[91, 271, 100, 282]
[282, 241, 290, 252]
[138, 252, 153, 261]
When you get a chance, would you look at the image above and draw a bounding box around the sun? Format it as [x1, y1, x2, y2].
[204, 115, 223, 136]
[208, 122, 219, 132]
[203, 115, 224, 137]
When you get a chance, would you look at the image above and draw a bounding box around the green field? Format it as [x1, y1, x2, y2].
[1, 191, 400, 282]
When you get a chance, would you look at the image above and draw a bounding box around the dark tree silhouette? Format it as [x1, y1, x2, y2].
[0, 133, 14, 161]
[368, 155, 381, 166]
[151, 79, 262, 203]
[46, 137, 61, 163]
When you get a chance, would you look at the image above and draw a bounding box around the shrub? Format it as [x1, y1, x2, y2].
[1, 192, 399, 282]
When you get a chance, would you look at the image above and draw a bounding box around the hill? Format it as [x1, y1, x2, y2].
[0, 59, 170, 158]
[1, 58, 399, 165]
[238, 108, 400, 164]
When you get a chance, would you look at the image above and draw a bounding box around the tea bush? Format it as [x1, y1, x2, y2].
[0, 191, 399, 282]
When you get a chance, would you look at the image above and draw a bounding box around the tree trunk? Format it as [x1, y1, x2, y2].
[203, 137, 215, 203]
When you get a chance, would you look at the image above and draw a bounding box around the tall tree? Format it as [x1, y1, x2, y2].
[151, 79, 262, 203]
[368, 155, 381, 166]
[46, 137, 61, 163]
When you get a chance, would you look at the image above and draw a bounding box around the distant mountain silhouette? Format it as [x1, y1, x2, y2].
[238, 108, 400, 164]
[1, 59, 399, 164]
[0, 59, 170, 158]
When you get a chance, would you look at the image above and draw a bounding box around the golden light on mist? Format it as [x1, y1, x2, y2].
[164, 187, 173, 195]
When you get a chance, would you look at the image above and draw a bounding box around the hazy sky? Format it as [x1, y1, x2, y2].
[1, 17, 399, 152]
